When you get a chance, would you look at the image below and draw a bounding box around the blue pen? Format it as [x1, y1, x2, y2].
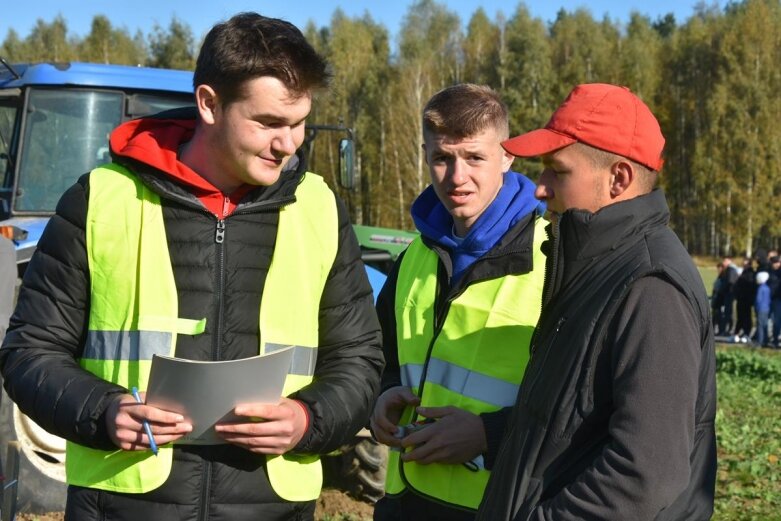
[131, 387, 158, 456]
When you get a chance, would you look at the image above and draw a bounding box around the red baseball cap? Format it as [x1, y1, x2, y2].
[502, 83, 665, 171]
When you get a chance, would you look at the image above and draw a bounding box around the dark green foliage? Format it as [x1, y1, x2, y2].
[716, 346, 781, 381]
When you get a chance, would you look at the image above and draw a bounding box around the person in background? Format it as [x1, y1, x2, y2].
[733, 256, 756, 343]
[371, 83, 546, 521]
[717, 256, 739, 336]
[755, 248, 770, 273]
[755, 270, 771, 348]
[768, 256, 781, 348]
[0, 12, 383, 521]
[711, 261, 725, 335]
[477, 83, 716, 521]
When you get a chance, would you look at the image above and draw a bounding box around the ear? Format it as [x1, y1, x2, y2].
[421, 142, 429, 167]
[501, 149, 515, 173]
[195, 85, 219, 126]
[609, 160, 634, 198]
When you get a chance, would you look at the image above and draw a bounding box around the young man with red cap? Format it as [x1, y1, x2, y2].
[476, 83, 717, 520]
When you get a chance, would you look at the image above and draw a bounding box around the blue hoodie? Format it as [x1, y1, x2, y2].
[756, 279, 771, 313]
[411, 171, 545, 283]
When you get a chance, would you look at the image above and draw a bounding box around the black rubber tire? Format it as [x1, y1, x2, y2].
[323, 437, 388, 503]
[0, 381, 67, 514]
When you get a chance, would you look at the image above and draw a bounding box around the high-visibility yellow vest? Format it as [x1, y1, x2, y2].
[66, 163, 338, 501]
[385, 218, 546, 510]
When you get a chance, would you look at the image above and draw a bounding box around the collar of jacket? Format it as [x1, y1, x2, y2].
[131, 155, 304, 215]
[552, 188, 670, 291]
[422, 211, 538, 290]
[560, 188, 670, 260]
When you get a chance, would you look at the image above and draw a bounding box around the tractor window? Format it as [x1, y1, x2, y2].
[0, 98, 18, 187]
[16, 88, 123, 213]
[127, 93, 193, 118]
[0, 96, 19, 216]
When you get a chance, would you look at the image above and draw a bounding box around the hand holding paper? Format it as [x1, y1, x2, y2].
[145, 345, 296, 444]
[214, 397, 309, 454]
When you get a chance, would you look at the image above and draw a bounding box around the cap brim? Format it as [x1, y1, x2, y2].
[502, 129, 576, 158]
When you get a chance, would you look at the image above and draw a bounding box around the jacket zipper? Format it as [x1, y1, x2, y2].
[208, 195, 295, 358]
[195, 216, 226, 521]
[213, 218, 226, 361]
[524, 316, 566, 404]
[540, 219, 561, 311]
[523, 219, 565, 402]
[198, 463, 213, 521]
[198, 197, 292, 520]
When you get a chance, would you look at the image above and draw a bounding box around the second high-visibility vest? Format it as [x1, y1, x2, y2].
[385, 218, 546, 510]
[66, 163, 338, 501]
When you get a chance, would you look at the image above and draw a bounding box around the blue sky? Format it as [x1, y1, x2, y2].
[4, 1, 722, 43]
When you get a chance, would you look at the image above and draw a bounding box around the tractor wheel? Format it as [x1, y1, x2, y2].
[0, 380, 67, 513]
[324, 437, 388, 503]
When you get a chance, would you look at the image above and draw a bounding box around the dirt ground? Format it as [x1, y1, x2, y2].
[15, 488, 374, 521]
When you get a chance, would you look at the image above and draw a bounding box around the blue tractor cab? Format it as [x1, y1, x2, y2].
[0, 61, 195, 268]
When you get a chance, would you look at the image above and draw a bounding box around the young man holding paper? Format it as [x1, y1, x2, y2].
[0, 12, 382, 521]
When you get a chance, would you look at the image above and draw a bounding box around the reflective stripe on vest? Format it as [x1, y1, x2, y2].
[66, 164, 338, 500]
[400, 358, 520, 408]
[81, 333, 317, 378]
[385, 217, 547, 510]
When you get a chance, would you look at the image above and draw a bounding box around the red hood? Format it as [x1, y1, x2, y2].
[110, 118, 214, 192]
[109, 118, 252, 216]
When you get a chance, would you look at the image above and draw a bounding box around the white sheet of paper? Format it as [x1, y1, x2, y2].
[145, 344, 294, 444]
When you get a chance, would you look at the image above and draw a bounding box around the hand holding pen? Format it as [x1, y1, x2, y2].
[131, 387, 159, 455]
[104, 388, 192, 453]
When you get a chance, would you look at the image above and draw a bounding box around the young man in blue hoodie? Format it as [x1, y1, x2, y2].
[370, 83, 547, 521]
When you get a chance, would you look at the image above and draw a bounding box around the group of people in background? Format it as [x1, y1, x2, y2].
[712, 251, 781, 348]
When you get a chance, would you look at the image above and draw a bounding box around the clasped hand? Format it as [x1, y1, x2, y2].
[370, 386, 487, 465]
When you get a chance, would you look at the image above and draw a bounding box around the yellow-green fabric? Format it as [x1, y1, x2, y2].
[67, 165, 337, 501]
[260, 171, 338, 501]
[385, 218, 546, 509]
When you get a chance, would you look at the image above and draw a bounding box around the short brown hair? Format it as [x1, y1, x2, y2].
[194, 12, 330, 105]
[422, 84, 509, 140]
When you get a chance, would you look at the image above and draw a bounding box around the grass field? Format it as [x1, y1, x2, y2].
[714, 344, 781, 519]
[664, 262, 781, 518]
